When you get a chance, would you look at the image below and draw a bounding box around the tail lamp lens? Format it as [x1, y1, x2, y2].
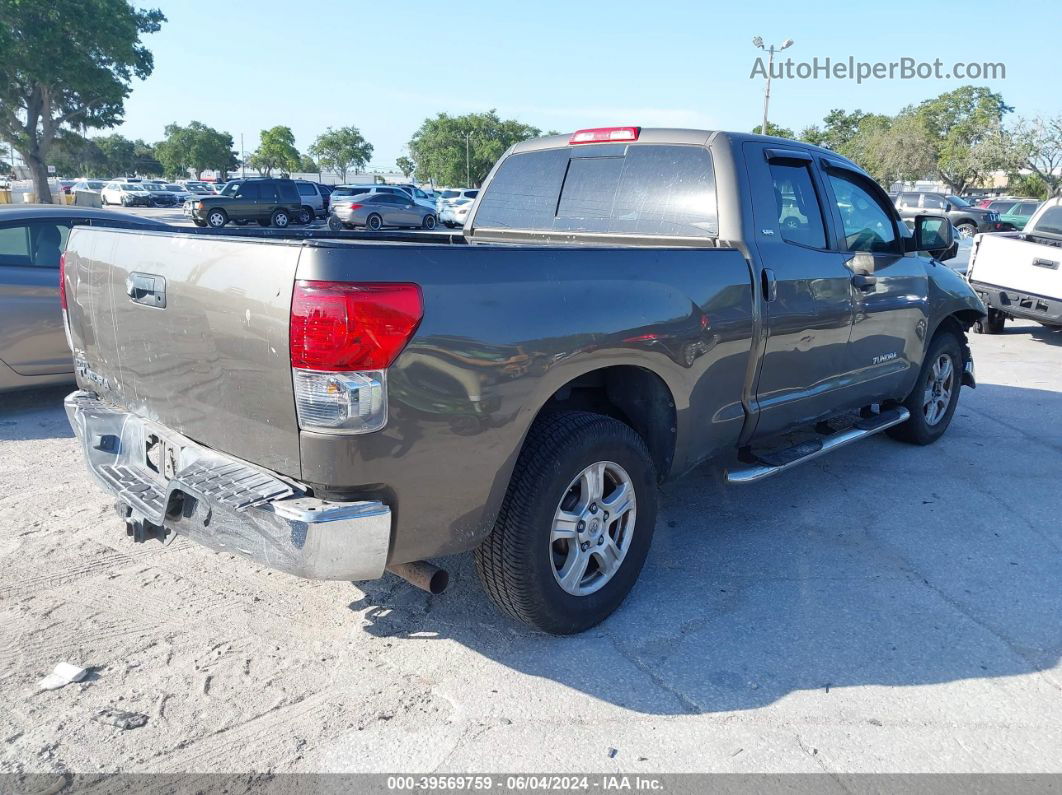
[290, 281, 422, 434]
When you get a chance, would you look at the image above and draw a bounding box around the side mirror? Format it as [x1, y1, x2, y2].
[907, 214, 953, 253]
[944, 202, 953, 213]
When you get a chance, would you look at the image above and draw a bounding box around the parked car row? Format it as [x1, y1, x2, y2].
[891, 191, 1012, 238]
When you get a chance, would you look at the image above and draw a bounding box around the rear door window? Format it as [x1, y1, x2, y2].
[769, 162, 827, 248]
[276, 182, 298, 202]
[0, 222, 71, 268]
[297, 183, 316, 196]
[0, 224, 31, 267]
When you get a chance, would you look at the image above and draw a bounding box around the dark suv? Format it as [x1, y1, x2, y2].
[186, 178, 304, 228]
[893, 192, 1008, 238]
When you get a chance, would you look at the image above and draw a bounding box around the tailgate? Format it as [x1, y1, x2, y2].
[65, 227, 303, 478]
[970, 233, 1062, 300]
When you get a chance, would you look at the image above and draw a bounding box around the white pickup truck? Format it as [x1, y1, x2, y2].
[967, 197, 1062, 334]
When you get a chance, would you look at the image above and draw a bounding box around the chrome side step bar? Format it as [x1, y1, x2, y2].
[725, 407, 910, 485]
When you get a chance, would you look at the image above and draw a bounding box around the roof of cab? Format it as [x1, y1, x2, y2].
[509, 128, 866, 175]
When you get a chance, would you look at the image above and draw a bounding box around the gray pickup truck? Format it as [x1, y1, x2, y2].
[62, 128, 985, 634]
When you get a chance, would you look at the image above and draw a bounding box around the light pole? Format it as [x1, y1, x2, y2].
[464, 131, 474, 187]
[752, 37, 794, 136]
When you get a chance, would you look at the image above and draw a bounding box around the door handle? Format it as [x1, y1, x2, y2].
[761, 268, 777, 302]
[851, 272, 877, 290]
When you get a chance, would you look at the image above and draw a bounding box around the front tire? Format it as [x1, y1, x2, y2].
[422, 214, 437, 230]
[957, 222, 977, 239]
[327, 215, 343, 232]
[886, 331, 964, 445]
[206, 208, 228, 228]
[299, 206, 314, 224]
[474, 411, 658, 635]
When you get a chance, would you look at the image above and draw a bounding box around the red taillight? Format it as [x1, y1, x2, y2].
[348, 203, 363, 210]
[59, 252, 68, 310]
[569, 126, 640, 145]
[290, 281, 423, 371]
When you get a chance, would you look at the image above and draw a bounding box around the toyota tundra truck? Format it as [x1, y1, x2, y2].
[62, 128, 985, 634]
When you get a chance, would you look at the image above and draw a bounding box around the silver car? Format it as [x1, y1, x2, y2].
[0, 206, 167, 391]
[328, 192, 438, 231]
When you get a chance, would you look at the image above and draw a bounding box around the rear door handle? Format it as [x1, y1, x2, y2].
[761, 268, 777, 302]
[851, 273, 877, 290]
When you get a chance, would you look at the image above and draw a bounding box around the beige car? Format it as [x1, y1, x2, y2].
[0, 206, 166, 392]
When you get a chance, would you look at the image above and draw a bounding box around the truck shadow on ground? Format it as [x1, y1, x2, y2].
[0, 385, 74, 441]
[351, 382, 1061, 715]
[1024, 324, 1062, 347]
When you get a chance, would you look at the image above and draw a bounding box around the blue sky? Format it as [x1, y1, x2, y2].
[113, 0, 1061, 168]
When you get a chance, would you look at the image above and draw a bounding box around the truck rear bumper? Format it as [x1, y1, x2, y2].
[969, 280, 1062, 326]
[65, 390, 392, 581]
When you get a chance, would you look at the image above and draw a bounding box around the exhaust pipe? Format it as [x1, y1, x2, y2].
[387, 561, 449, 595]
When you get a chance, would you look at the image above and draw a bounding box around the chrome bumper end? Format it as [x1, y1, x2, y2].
[65, 391, 391, 581]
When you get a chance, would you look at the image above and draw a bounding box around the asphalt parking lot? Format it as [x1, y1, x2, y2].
[1, 317, 1059, 775]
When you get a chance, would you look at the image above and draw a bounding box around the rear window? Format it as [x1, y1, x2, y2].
[474, 144, 718, 237]
[441, 190, 461, 199]
[1031, 206, 1062, 236]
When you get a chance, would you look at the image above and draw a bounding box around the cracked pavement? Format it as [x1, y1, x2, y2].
[0, 321, 1059, 774]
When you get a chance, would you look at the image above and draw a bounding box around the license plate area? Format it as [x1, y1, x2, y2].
[144, 433, 180, 482]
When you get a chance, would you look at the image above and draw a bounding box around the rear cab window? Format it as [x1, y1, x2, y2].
[1031, 206, 1062, 236]
[474, 144, 718, 239]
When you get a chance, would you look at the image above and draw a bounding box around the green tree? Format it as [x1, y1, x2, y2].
[849, 114, 937, 189]
[95, 133, 136, 175]
[251, 125, 300, 176]
[407, 110, 541, 187]
[754, 122, 794, 139]
[155, 121, 237, 179]
[131, 138, 161, 176]
[1005, 171, 1049, 200]
[909, 86, 1013, 193]
[297, 154, 318, 174]
[48, 131, 107, 176]
[0, 0, 165, 202]
[395, 155, 416, 178]
[309, 126, 373, 182]
[799, 109, 882, 153]
[1007, 116, 1062, 197]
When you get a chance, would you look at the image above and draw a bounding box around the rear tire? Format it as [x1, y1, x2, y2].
[270, 209, 290, 228]
[366, 213, 383, 231]
[974, 308, 1005, 334]
[474, 411, 658, 635]
[886, 330, 964, 445]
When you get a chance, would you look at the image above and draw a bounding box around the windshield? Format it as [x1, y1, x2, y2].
[946, 195, 971, 208]
[220, 183, 239, 196]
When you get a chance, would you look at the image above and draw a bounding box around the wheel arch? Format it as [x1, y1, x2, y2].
[523, 364, 678, 483]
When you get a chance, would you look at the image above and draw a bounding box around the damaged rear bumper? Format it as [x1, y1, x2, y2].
[65, 391, 391, 581]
